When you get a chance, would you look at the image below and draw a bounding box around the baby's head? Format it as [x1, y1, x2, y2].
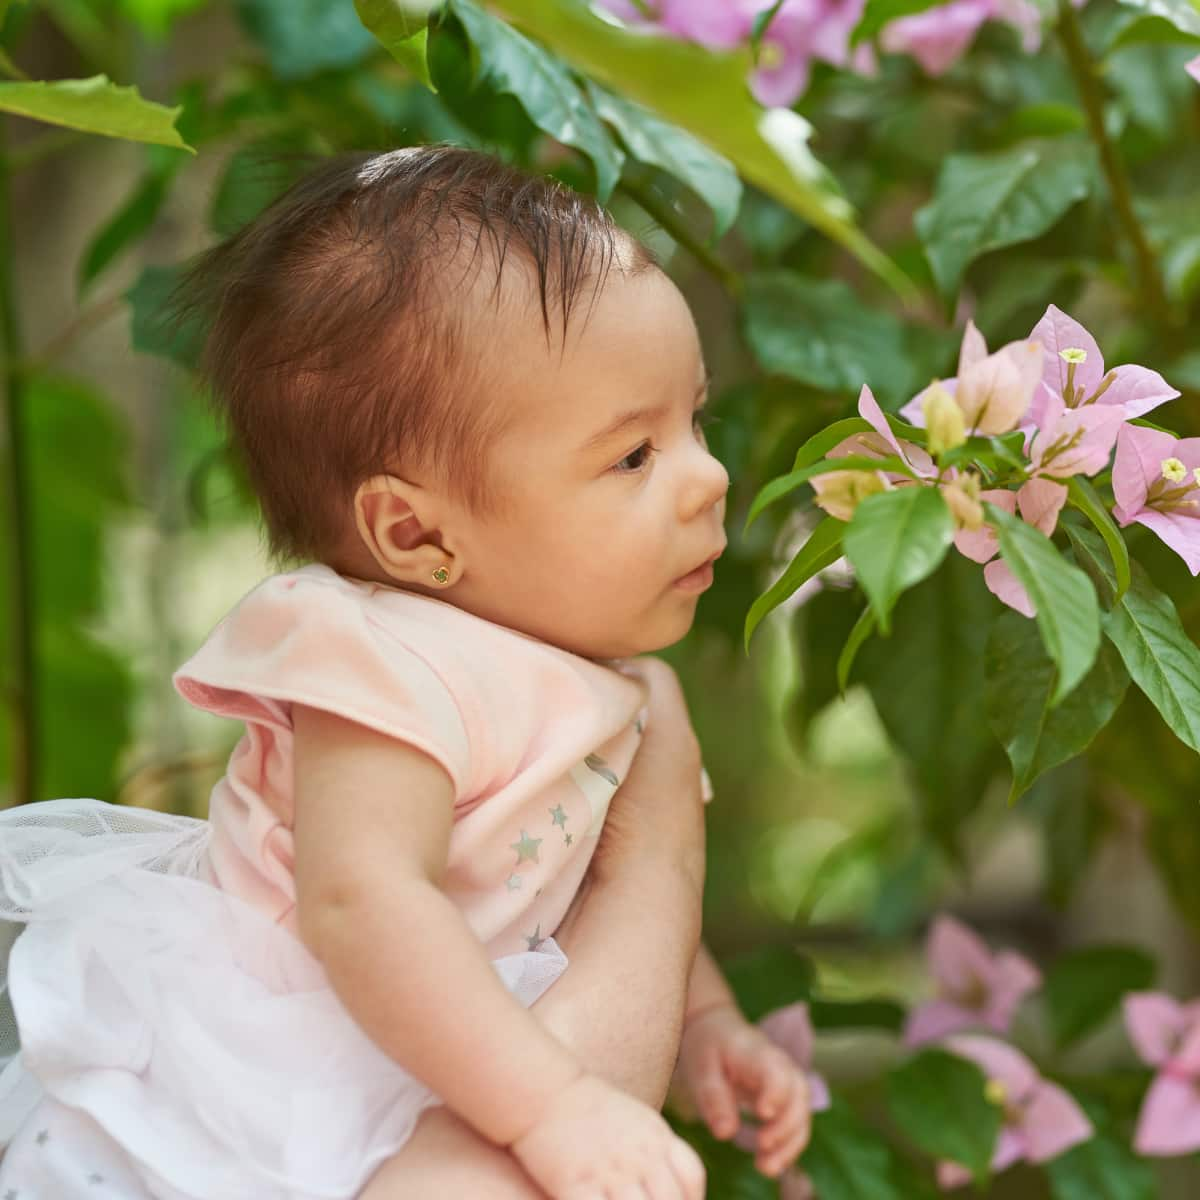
[183, 145, 727, 659]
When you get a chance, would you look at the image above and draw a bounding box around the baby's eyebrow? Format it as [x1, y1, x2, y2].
[582, 374, 712, 453]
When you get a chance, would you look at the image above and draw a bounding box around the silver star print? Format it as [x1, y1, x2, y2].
[505, 873, 522, 892]
[564, 832, 574, 847]
[525, 924, 543, 951]
[510, 830, 542, 865]
[549, 804, 568, 828]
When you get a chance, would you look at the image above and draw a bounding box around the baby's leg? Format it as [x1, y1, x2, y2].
[358, 1105, 547, 1200]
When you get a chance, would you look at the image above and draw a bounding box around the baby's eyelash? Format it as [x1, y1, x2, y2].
[613, 442, 659, 473]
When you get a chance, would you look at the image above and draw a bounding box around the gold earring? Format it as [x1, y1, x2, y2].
[431, 566, 450, 585]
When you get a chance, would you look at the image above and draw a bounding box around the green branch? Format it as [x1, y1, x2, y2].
[1056, 0, 1172, 328]
[0, 123, 36, 806]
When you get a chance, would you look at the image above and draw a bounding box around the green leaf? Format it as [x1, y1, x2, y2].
[794, 418, 874, 469]
[125, 264, 205, 369]
[809, 996, 905, 1033]
[986, 610, 1129, 803]
[584, 82, 742, 236]
[113, 0, 207, 38]
[886, 1049, 1001, 1186]
[483, 0, 913, 297]
[858, 556, 1001, 851]
[450, 0, 623, 200]
[743, 271, 913, 402]
[80, 163, 176, 292]
[1047, 1133, 1156, 1200]
[1066, 525, 1200, 754]
[1110, 0, 1200, 51]
[837, 606, 877, 692]
[987, 502, 1101, 706]
[1066, 477, 1131, 601]
[803, 1101, 903, 1200]
[745, 517, 846, 649]
[236, 0, 376, 79]
[209, 136, 311, 238]
[0, 75, 191, 150]
[1043, 945, 1155, 1049]
[745, 453, 913, 530]
[915, 142, 1094, 298]
[355, 0, 436, 90]
[844, 487, 954, 635]
[723, 944, 816, 1023]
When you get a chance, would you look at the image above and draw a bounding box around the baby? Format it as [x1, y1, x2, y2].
[0, 146, 811, 1199]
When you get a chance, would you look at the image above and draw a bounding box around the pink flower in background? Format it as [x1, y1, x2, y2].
[905, 915, 1041, 1045]
[937, 1036, 1093, 1189]
[595, 0, 747, 46]
[1125, 992, 1200, 1155]
[1187, 55, 1200, 83]
[1112, 425, 1200, 575]
[1028, 305, 1179, 426]
[880, 0, 1043, 75]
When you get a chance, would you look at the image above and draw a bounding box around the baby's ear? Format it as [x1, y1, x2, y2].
[354, 475, 460, 589]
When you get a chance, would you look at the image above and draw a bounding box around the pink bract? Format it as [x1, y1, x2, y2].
[1188, 55, 1200, 83]
[757, 1002, 833, 1112]
[936, 1036, 1092, 1189]
[1125, 991, 1200, 1156]
[905, 914, 1041, 1046]
[1112, 424, 1200, 576]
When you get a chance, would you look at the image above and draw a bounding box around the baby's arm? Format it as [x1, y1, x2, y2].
[291, 704, 704, 1200]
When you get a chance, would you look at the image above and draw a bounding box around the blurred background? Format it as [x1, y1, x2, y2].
[3, 0, 1200, 1194]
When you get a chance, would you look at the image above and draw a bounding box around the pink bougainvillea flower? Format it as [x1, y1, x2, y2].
[1186, 55, 1200, 83]
[1125, 992, 1200, 1155]
[905, 915, 1041, 1046]
[900, 321, 1042, 436]
[880, 0, 1042, 75]
[937, 1036, 1093, 1189]
[594, 0, 748, 47]
[1112, 424, 1200, 575]
[1028, 304, 1179, 426]
[1027, 388, 1125, 480]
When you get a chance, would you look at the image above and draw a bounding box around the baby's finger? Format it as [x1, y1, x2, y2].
[638, 1157, 686, 1200]
[693, 1064, 740, 1139]
[667, 1137, 707, 1200]
[757, 1124, 811, 1180]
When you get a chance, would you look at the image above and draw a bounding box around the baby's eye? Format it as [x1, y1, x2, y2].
[613, 442, 658, 473]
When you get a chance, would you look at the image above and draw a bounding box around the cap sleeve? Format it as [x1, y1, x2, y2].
[173, 570, 471, 794]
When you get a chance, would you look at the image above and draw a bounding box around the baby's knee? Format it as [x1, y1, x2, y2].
[358, 1107, 546, 1200]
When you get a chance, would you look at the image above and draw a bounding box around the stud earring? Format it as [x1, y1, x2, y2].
[431, 566, 450, 585]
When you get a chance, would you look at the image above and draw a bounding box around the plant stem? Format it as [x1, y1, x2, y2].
[0, 123, 36, 805]
[616, 171, 743, 297]
[1056, 0, 1172, 328]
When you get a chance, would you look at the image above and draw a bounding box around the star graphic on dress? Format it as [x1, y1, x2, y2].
[525, 924, 544, 951]
[563, 832, 574, 847]
[505, 873, 522, 892]
[510, 829, 542, 865]
[35, 1129, 49, 1146]
[549, 804, 568, 828]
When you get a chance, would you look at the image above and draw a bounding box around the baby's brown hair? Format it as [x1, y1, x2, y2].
[174, 145, 655, 563]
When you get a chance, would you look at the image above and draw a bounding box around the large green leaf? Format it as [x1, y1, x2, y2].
[236, 0, 377, 79]
[802, 1101, 903, 1200]
[887, 1049, 1001, 1187]
[987, 503, 1101, 706]
[1043, 945, 1156, 1049]
[1066, 477, 1131, 601]
[450, 0, 623, 200]
[1110, 0, 1200, 50]
[483, 0, 912, 295]
[0, 76, 190, 150]
[746, 453, 915, 529]
[723, 944, 816, 1024]
[1047, 1133, 1156, 1200]
[126, 264, 205, 369]
[745, 516, 846, 648]
[355, 0, 436, 89]
[858, 556, 1001, 850]
[743, 272, 913, 403]
[1067, 525, 1200, 754]
[585, 82, 742, 236]
[985, 611, 1129, 803]
[844, 486, 954, 635]
[915, 142, 1094, 298]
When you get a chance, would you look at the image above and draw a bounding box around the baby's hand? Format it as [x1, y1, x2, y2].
[510, 1072, 705, 1200]
[675, 1004, 812, 1178]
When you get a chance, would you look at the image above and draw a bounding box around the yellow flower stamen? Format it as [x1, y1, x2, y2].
[984, 1079, 1008, 1108]
[1162, 457, 1188, 484]
[1059, 348, 1088, 364]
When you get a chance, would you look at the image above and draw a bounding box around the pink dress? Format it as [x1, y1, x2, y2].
[0, 565, 651, 1199]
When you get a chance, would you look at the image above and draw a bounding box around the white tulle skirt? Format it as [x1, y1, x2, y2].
[0, 798, 568, 1199]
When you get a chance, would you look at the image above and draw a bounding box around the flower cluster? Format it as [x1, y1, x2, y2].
[1125, 992, 1200, 1156]
[596, 0, 1058, 107]
[812, 305, 1189, 618]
